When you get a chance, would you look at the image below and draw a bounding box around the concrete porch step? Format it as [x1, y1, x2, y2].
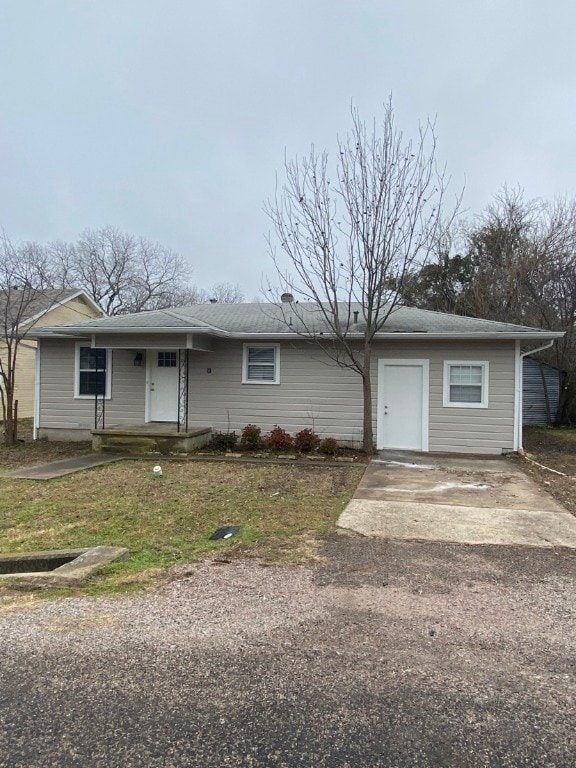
[91, 426, 212, 455]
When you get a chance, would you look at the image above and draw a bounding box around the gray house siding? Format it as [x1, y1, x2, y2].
[384, 340, 515, 454]
[37, 337, 516, 454]
[187, 341, 364, 445]
[186, 339, 515, 453]
[38, 338, 146, 437]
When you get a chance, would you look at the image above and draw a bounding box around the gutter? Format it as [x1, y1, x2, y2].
[515, 339, 556, 451]
[29, 328, 565, 342]
[29, 325, 230, 338]
[520, 339, 555, 360]
[33, 341, 41, 440]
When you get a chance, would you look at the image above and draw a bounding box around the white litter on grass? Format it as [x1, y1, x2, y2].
[377, 482, 491, 493]
[372, 459, 435, 470]
[152, 465, 163, 477]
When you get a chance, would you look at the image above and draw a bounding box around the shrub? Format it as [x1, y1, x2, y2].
[293, 428, 321, 453]
[263, 425, 294, 451]
[319, 437, 338, 456]
[208, 431, 238, 451]
[240, 423, 262, 450]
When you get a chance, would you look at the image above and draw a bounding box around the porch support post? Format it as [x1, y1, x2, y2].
[94, 358, 106, 430]
[177, 349, 189, 433]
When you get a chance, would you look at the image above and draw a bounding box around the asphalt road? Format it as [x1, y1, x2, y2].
[1, 534, 575, 767]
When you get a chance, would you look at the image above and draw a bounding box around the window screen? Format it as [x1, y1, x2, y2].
[246, 346, 276, 382]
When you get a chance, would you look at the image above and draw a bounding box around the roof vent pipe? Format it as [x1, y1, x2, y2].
[353, 311, 359, 324]
[281, 293, 294, 303]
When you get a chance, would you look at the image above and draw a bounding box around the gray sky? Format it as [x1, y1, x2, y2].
[1, 1, 575, 297]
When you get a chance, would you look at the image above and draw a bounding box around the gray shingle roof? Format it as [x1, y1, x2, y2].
[32, 301, 563, 339]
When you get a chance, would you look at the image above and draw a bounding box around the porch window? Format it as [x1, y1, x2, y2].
[75, 344, 111, 398]
[443, 361, 489, 408]
[157, 351, 177, 367]
[242, 344, 280, 384]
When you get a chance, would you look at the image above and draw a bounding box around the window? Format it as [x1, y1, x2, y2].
[75, 344, 111, 398]
[443, 361, 489, 408]
[157, 351, 177, 367]
[242, 344, 280, 384]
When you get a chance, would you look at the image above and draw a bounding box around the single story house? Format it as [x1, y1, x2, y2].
[1, 288, 102, 419]
[30, 302, 563, 454]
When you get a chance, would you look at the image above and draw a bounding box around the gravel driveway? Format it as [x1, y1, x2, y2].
[1, 533, 575, 767]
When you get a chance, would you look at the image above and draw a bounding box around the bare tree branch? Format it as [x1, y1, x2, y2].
[0, 232, 69, 444]
[266, 99, 460, 452]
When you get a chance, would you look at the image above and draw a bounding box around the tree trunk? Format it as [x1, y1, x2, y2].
[361, 356, 374, 454]
[3, 391, 16, 447]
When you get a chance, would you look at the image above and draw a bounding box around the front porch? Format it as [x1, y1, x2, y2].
[92, 423, 213, 455]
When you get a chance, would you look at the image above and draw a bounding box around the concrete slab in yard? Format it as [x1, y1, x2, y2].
[339, 451, 576, 549]
[6, 454, 123, 480]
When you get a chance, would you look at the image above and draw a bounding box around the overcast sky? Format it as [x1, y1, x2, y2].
[1, 1, 575, 297]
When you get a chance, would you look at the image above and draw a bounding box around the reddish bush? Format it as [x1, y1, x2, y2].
[319, 437, 338, 456]
[293, 428, 321, 453]
[240, 423, 262, 450]
[263, 425, 294, 451]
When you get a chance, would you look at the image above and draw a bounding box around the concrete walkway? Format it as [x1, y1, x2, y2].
[338, 451, 576, 548]
[6, 453, 123, 480]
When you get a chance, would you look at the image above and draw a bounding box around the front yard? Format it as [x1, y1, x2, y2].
[2, 422, 575, 603]
[0, 457, 363, 598]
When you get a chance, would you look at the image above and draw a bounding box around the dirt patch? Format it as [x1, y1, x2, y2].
[516, 427, 576, 516]
[0, 419, 93, 471]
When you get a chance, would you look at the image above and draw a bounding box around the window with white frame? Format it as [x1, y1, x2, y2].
[242, 344, 280, 384]
[443, 361, 489, 408]
[75, 344, 111, 398]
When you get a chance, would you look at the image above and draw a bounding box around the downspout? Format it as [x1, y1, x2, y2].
[516, 339, 555, 451]
[33, 341, 41, 440]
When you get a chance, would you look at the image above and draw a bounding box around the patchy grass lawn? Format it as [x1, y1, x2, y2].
[518, 427, 576, 516]
[0, 460, 364, 598]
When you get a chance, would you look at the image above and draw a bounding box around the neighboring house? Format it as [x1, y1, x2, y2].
[0, 289, 103, 419]
[30, 302, 563, 454]
[522, 356, 562, 426]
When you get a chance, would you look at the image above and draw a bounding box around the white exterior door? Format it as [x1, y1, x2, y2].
[377, 359, 429, 451]
[148, 350, 179, 422]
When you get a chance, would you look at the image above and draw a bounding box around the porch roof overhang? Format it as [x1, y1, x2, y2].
[89, 331, 214, 351]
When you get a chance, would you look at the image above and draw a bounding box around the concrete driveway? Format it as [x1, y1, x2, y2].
[338, 451, 576, 548]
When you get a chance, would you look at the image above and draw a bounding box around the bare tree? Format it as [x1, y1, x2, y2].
[523, 198, 576, 422]
[166, 281, 245, 306]
[448, 189, 576, 422]
[461, 187, 541, 325]
[47, 226, 194, 315]
[44, 228, 244, 312]
[267, 101, 459, 453]
[0, 233, 64, 445]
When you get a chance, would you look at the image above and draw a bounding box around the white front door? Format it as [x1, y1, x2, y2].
[377, 359, 429, 451]
[148, 350, 179, 422]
